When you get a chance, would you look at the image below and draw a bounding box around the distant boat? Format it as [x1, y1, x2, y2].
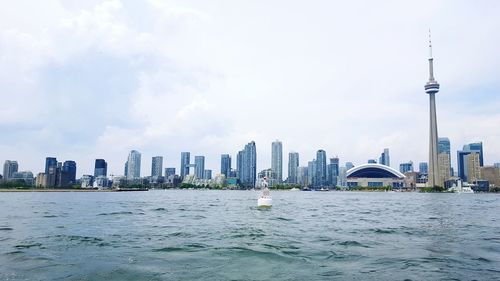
[318, 187, 329, 191]
[448, 179, 474, 194]
[290, 187, 300, 191]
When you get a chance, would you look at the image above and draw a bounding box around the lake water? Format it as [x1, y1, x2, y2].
[0, 190, 499, 280]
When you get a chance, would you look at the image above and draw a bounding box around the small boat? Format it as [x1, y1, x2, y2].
[290, 187, 300, 191]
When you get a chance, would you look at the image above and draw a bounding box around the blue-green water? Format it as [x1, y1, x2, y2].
[0, 190, 499, 280]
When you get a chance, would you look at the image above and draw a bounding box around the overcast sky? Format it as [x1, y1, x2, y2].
[1, 0, 499, 177]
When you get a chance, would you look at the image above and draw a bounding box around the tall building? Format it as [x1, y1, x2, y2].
[288, 152, 299, 184]
[165, 168, 176, 178]
[466, 152, 481, 183]
[237, 141, 257, 188]
[3, 160, 18, 180]
[44, 157, 58, 187]
[271, 140, 283, 183]
[195, 156, 205, 179]
[457, 142, 484, 181]
[399, 161, 414, 173]
[327, 157, 339, 187]
[379, 148, 390, 166]
[297, 166, 308, 186]
[62, 161, 77, 185]
[204, 169, 212, 180]
[94, 159, 107, 178]
[438, 137, 450, 154]
[419, 162, 428, 174]
[425, 35, 441, 187]
[308, 160, 316, 187]
[437, 153, 451, 186]
[316, 150, 327, 187]
[220, 154, 231, 177]
[126, 150, 141, 179]
[151, 156, 163, 177]
[180, 152, 190, 179]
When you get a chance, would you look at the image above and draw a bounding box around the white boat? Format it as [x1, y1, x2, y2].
[290, 187, 300, 191]
[448, 179, 475, 194]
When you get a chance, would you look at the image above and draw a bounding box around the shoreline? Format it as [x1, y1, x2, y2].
[0, 188, 113, 192]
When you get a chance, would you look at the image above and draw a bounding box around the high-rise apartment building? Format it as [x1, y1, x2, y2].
[399, 161, 414, 173]
[94, 159, 107, 178]
[195, 156, 205, 179]
[466, 152, 481, 183]
[271, 140, 283, 183]
[288, 152, 299, 184]
[419, 162, 428, 174]
[457, 142, 484, 181]
[62, 160, 77, 185]
[180, 152, 190, 179]
[437, 153, 451, 186]
[379, 148, 390, 167]
[3, 160, 18, 180]
[316, 150, 327, 187]
[220, 154, 231, 177]
[126, 150, 141, 179]
[237, 141, 257, 188]
[151, 156, 163, 177]
[327, 157, 339, 186]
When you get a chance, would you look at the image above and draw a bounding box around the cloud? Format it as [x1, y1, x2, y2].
[0, 0, 499, 177]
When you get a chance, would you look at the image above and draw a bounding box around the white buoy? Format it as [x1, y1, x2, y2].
[257, 178, 272, 207]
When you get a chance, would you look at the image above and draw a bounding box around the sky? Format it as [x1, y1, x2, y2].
[1, 0, 499, 178]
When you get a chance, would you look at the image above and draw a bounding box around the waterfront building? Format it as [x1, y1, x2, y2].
[288, 152, 299, 184]
[480, 166, 500, 188]
[93, 176, 109, 189]
[438, 137, 451, 154]
[297, 166, 308, 186]
[399, 161, 414, 173]
[124, 161, 128, 177]
[338, 166, 347, 187]
[419, 162, 428, 174]
[346, 163, 406, 188]
[237, 141, 257, 188]
[126, 150, 141, 179]
[379, 148, 390, 167]
[457, 142, 484, 181]
[44, 157, 58, 187]
[62, 160, 77, 185]
[220, 154, 231, 177]
[204, 170, 212, 180]
[258, 168, 276, 187]
[195, 156, 205, 179]
[94, 159, 107, 178]
[151, 156, 163, 177]
[180, 152, 190, 179]
[327, 157, 339, 187]
[316, 150, 327, 187]
[3, 160, 18, 180]
[11, 171, 34, 185]
[437, 153, 451, 186]
[466, 152, 481, 183]
[81, 175, 94, 188]
[271, 140, 283, 183]
[165, 168, 176, 178]
[425, 35, 441, 187]
[308, 160, 317, 187]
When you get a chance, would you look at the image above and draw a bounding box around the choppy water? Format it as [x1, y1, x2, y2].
[0, 190, 499, 280]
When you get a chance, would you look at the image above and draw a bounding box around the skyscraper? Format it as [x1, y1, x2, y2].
[379, 148, 390, 167]
[399, 161, 414, 173]
[62, 160, 77, 185]
[180, 152, 190, 179]
[346, 162, 354, 171]
[271, 140, 283, 183]
[237, 141, 257, 188]
[151, 156, 163, 177]
[288, 152, 299, 184]
[195, 156, 205, 179]
[45, 157, 58, 187]
[126, 150, 141, 179]
[220, 154, 231, 177]
[437, 137, 451, 186]
[457, 142, 484, 181]
[419, 162, 428, 174]
[94, 159, 107, 178]
[165, 168, 176, 178]
[327, 157, 339, 187]
[3, 160, 18, 180]
[425, 34, 441, 187]
[316, 150, 327, 187]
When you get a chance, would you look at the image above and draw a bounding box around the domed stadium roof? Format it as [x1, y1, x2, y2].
[346, 163, 405, 179]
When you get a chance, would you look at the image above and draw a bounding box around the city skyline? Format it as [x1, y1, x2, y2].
[1, 1, 499, 177]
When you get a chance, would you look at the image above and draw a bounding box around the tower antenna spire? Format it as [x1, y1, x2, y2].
[428, 29, 433, 58]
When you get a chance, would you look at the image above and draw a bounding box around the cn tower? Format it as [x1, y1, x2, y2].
[424, 32, 440, 187]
